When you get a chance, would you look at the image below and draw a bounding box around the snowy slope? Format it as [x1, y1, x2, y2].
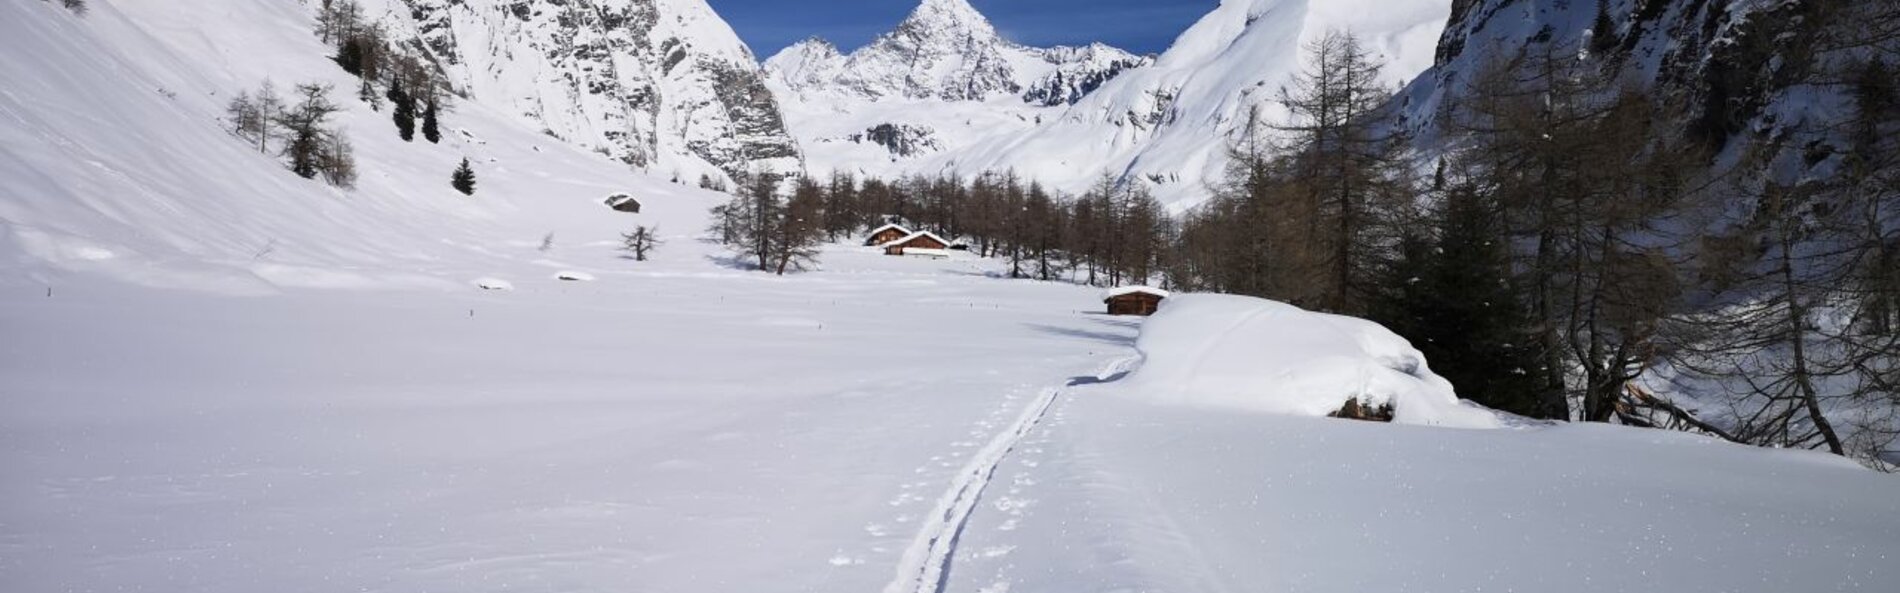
[381, 0, 802, 182]
[772, 0, 1449, 210]
[948, 393, 1899, 593]
[0, 0, 721, 292]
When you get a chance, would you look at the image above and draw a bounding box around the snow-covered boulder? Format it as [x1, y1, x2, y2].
[1122, 294, 1501, 428]
[604, 194, 642, 214]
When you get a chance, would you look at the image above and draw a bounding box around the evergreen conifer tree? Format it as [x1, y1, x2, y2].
[1590, 0, 1619, 54]
[1371, 181, 1551, 417]
[387, 78, 415, 142]
[421, 100, 441, 144]
[451, 158, 476, 195]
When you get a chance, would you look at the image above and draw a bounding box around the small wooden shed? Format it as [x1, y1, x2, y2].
[864, 223, 911, 246]
[605, 193, 642, 213]
[882, 231, 950, 256]
[1103, 286, 1170, 316]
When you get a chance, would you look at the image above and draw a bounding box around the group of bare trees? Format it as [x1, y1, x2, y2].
[226, 81, 357, 188]
[1174, 32, 1413, 314]
[708, 173, 825, 275]
[704, 168, 1172, 284]
[1659, 5, 1900, 465]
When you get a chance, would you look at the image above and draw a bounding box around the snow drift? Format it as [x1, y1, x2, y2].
[1122, 294, 1501, 428]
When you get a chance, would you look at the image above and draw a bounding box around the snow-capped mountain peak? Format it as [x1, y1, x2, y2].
[906, 0, 998, 36]
[768, 36, 847, 91]
[765, 0, 1146, 104]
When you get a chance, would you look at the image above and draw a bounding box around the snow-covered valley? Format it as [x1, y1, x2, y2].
[3, 0, 1899, 591]
[7, 243, 1898, 593]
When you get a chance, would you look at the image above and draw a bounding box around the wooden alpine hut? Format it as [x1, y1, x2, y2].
[881, 230, 951, 257]
[1103, 286, 1170, 316]
[864, 223, 912, 246]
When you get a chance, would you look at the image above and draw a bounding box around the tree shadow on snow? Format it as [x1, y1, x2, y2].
[1024, 316, 1140, 348]
[703, 253, 763, 272]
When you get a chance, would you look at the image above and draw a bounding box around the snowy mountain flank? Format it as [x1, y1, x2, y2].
[378, 0, 801, 182]
[1397, 0, 1835, 154]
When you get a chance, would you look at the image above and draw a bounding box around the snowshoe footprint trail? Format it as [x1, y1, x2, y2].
[881, 357, 1137, 593]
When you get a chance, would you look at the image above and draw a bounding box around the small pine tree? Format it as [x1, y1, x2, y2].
[421, 100, 441, 144]
[335, 37, 366, 77]
[277, 83, 342, 181]
[1590, 0, 1619, 54]
[59, 0, 88, 16]
[226, 90, 262, 146]
[387, 78, 415, 142]
[451, 158, 476, 195]
[358, 79, 381, 111]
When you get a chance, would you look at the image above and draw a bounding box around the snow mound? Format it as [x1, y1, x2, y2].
[554, 271, 595, 282]
[1123, 294, 1502, 428]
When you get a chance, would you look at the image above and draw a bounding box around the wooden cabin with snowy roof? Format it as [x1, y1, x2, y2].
[1104, 286, 1170, 316]
[881, 230, 951, 257]
[864, 223, 911, 246]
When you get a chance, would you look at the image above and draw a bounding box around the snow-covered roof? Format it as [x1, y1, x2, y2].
[867, 223, 911, 236]
[1103, 286, 1170, 301]
[881, 230, 950, 248]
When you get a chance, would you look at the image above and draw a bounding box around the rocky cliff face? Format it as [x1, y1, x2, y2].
[1400, 0, 1835, 155]
[376, 0, 801, 181]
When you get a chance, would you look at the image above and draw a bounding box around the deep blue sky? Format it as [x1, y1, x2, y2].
[709, 0, 1217, 58]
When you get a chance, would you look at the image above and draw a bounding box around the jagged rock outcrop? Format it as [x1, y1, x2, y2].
[375, 0, 801, 181]
[850, 123, 941, 158]
[1022, 44, 1151, 107]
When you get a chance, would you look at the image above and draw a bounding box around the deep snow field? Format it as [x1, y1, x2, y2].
[6, 235, 1898, 593]
[3, 1, 1898, 592]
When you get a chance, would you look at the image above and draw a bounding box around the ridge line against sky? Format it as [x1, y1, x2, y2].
[708, 0, 1219, 57]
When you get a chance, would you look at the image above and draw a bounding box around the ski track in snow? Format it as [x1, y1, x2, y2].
[881, 356, 1139, 593]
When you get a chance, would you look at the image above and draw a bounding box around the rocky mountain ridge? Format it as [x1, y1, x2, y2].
[371, 0, 802, 181]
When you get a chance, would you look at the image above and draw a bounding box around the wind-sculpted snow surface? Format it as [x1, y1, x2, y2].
[1123, 294, 1503, 427]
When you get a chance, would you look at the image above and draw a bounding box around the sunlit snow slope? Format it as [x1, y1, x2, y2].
[0, 0, 738, 294]
[2, 2, 1898, 593]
